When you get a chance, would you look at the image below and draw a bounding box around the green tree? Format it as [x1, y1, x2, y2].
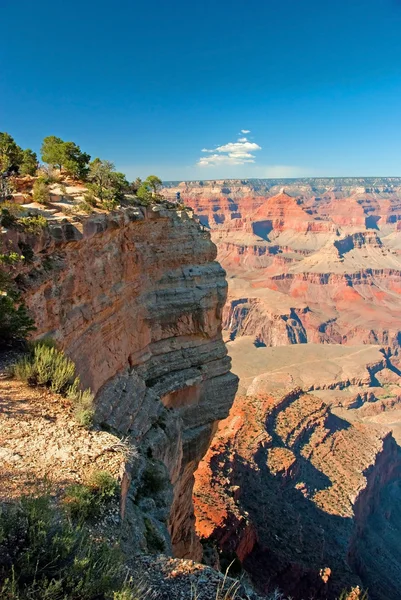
[41, 136, 90, 178]
[87, 158, 128, 204]
[0, 132, 23, 172]
[62, 141, 91, 178]
[41, 136, 65, 171]
[20, 148, 38, 176]
[144, 174, 163, 194]
[129, 177, 142, 193]
[88, 158, 115, 199]
[136, 184, 153, 204]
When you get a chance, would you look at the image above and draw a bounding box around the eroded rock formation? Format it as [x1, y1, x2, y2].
[4, 205, 238, 559]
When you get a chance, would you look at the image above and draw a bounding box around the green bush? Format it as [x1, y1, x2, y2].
[102, 198, 119, 211]
[84, 190, 98, 207]
[13, 340, 96, 428]
[67, 384, 95, 428]
[0, 287, 35, 349]
[0, 495, 126, 599]
[140, 462, 165, 495]
[88, 470, 119, 502]
[77, 200, 95, 214]
[18, 214, 48, 233]
[32, 177, 50, 204]
[14, 342, 76, 393]
[144, 518, 165, 554]
[0, 203, 25, 228]
[63, 471, 118, 522]
[17, 241, 34, 264]
[63, 483, 95, 521]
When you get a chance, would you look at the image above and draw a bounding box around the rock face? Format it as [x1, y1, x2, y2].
[5, 205, 238, 559]
[194, 388, 401, 599]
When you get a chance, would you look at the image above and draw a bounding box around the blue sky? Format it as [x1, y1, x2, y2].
[1, 0, 401, 180]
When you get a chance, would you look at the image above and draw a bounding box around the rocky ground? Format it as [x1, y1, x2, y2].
[0, 376, 125, 500]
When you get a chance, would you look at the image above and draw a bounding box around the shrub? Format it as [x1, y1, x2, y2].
[18, 214, 48, 233]
[63, 483, 95, 521]
[0, 252, 22, 266]
[144, 518, 165, 553]
[84, 190, 98, 207]
[140, 462, 165, 495]
[18, 241, 34, 264]
[77, 200, 95, 214]
[63, 471, 118, 522]
[0, 284, 35, 349]
[0, 495, 125, 599]
[102, 198, 119, 211]
[14, 342, 76, 393]
[88, 470, 119, 501]
[0, 203, 25, 228]
[32, 177, 50, 204]
[67, 385, 95, 428]
[37, 164, 61, 183]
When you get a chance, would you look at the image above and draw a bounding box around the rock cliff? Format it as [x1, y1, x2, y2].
[4, 205, 238, 559]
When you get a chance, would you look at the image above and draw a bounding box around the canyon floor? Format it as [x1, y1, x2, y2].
[166, 178, 401, 599]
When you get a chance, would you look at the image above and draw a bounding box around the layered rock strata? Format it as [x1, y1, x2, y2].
[4, 205, 238, 559]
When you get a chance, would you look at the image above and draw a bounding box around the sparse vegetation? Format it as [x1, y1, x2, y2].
[0, 254, 35, 347]
[0, 494, 127, 599]
[84, 189, 98, 206]
[13, 341, 95, 427]
[0, 203, 24, 227]
[63, 470, 118, 522]
[140, 462, 166, 495]
[77, 200, 95, 214]
[18, 214, 48, 233]
[32, 177, 50, 204]
[144, 518, 165, 553]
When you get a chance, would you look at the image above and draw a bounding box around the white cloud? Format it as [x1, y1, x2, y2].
[241, 129, 250, 134]
[197, 134, 262, 167]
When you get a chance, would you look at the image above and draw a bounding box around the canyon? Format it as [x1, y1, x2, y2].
[3, 175, 401, 599]
[163, 178, 401, 599]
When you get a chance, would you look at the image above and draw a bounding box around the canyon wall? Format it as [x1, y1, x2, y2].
[5, 205, 238, 559]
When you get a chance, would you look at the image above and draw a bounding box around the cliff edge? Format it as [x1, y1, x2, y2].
[1, 203, 238, 560]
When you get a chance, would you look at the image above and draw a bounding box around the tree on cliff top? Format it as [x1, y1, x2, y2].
[87, 158, 129, 205]
[20, 148, 38, 176]
[136, 175, 164, 204]
[41, 136, 90, 179]
[0, 132, 23, 172]
[144, 175, 162, 194]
